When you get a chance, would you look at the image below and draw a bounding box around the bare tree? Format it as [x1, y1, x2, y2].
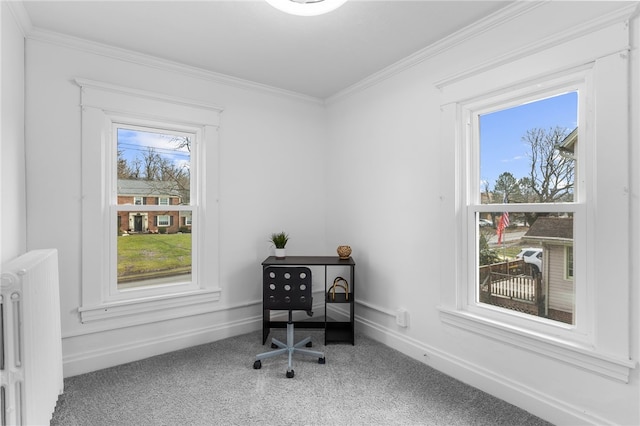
[117, 149, 141, 179]
[522, 126, 574, 225]
[117, 149, 131, 179]
[171, 136, 191, 153]
[142, 147, 164, 181]
[524, 126, 574, 203]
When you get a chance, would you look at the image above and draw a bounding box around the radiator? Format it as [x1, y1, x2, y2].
[1, 249, 63, 426]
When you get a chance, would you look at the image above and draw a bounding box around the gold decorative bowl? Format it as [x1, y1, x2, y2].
[337, 245, 352, 259]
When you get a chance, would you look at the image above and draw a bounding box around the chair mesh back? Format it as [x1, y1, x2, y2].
[264, 267, 312, 311]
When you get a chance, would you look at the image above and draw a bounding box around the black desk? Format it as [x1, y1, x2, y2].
[261, 256, 355, 345]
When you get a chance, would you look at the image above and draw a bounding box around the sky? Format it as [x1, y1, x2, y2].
[479, 91, 578, 191]
[117, 128, 191, 175]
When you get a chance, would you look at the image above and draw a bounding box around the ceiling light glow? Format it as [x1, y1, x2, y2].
[265, 0, 348, 17]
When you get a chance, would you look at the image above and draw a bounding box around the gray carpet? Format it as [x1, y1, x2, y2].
[50, 330, 553, 426]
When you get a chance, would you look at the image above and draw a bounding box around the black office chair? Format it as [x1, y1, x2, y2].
[253, 266, 325, 378]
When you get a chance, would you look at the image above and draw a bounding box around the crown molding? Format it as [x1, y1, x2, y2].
[325, 1, 639, 105]
[26, 27, 324, 106]
[325, 1, 546, 105]
[434, 2, 638, 90]
[5, 0, 33, 36]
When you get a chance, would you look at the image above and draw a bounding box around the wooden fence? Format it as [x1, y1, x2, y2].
[479, 259, 544, 316]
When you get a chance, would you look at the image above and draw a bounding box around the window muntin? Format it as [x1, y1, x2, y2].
[472, 91, 579, 326]
[114, 125, 194, 291]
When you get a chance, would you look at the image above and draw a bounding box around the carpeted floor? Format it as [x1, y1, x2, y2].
[50, 330, 553, 426]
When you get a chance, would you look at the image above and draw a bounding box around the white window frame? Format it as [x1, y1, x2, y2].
[134, 196, 143, 205]
[437, 22, 634, 381]
[112, 123, 192, 294]
[468, 83, 585, 336]
[77, 79, 223, 327]
[158, 197, 170, 206]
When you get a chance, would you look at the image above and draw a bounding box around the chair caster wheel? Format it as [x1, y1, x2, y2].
[306, 341, 313, 347]
[253, 360, 262, 369]
[286, 370, 295, 378]
[318, 357, 326, 364]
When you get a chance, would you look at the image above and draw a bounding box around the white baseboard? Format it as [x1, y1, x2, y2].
[355, 315, 611, 426]
[63, 315, 262, 377]
[63, 304, 602, 424]
[63, 299, 327, 378]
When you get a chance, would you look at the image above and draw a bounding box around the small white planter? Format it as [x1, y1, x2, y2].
[275, 248, 286, 259]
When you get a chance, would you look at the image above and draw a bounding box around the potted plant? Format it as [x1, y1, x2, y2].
[270, 232, 289, 259]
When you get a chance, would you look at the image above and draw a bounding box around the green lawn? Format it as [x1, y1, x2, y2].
[118, 233, 191, 280]
[494, 246, 522, 260]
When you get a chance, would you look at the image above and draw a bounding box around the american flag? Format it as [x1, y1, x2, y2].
[496, 194, 509, 245]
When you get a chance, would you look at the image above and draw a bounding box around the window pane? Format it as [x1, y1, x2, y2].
[477, 212, 574, 325]
[116, 126, 193, 290]
[117, 128, 191, 205]
[117, 211, 192, 290]
[479, 93, 578, 204]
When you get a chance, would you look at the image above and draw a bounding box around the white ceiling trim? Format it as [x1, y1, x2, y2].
[434, 2, 638, 90]
[6, 0, 33, 36]
[17, 1, 533, 106]
[325, 1, 544, 105]
[26, 27, 324, 105]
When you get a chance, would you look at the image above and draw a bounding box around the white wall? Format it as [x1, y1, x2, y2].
[21, 2, 640, 425]
[25, 35, 327, 376]
[326, 3, 639, 426]
[1, 2, 27, 264]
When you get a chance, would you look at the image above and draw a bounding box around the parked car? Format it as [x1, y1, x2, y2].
[516, 248, 543, 275]
[478, 219, 494, 228]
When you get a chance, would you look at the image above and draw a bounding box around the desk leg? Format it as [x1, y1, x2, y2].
[262, 308, 270, 344]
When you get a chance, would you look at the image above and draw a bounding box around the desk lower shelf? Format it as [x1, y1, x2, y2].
[262, 315, 354, 346]
[325, 322, 353, 344]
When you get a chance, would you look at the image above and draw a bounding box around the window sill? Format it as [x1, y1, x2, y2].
[79, 288, 222, 324]
[439, 308, 636, 383]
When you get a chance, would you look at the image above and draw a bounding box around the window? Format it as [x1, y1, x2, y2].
[565, 246, 574, 280]
[77, 79, 222, 326]
[437, 21, 633, 381]
[475, 92, 578, 325]
[116, 125, 191, 289]
[156, 214, 170, 227]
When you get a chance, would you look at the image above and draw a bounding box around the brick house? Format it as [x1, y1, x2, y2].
[117, 179, 187, 234]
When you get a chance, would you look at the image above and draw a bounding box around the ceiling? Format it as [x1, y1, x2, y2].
[21, 0, 508, 99]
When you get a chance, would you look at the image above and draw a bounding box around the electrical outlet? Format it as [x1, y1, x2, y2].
[395, 308, 408, 327]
